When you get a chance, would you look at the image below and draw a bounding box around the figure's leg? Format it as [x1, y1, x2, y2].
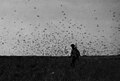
[76, 57, 80, 66]
[71, 57, 76, 67]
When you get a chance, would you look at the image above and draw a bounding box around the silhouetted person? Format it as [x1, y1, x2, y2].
[70, 44, 80, 68]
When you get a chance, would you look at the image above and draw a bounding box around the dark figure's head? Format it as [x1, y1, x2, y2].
[71, 44, 75, 49]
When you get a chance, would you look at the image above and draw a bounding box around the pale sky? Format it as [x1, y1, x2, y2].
[0, 0, 120, 55]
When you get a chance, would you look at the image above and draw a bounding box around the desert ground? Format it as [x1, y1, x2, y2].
[0, 55, 120, 81]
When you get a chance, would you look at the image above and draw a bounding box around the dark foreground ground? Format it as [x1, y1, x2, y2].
[0, 55, 120, 81]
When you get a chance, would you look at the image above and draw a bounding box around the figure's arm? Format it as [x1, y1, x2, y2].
[69, 50, 73, 58]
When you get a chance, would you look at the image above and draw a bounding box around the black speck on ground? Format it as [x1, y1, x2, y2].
[0, 55, 120, 81]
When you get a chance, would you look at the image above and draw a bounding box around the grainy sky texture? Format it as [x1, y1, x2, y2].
[0, 0, 120, 56]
